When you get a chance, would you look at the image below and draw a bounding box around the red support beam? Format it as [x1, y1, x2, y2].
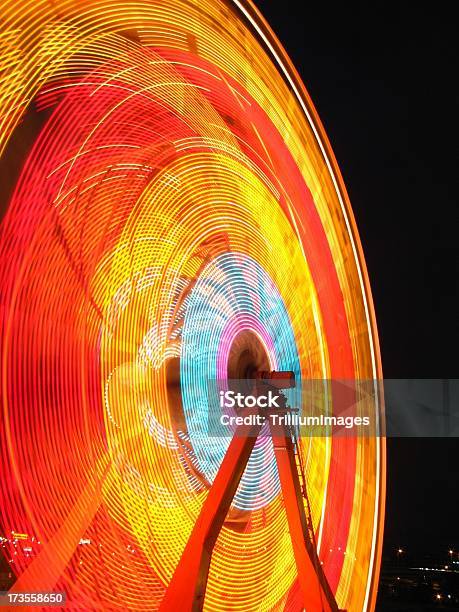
[160, 406, 342, 611]
[159, 414, 263, 611]
[269, 420, 339, 612]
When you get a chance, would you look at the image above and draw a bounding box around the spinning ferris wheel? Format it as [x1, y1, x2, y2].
[0, 0, 385, 610]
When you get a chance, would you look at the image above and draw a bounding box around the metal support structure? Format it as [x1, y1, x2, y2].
[269, 421, 338, 612]
[160, 375, 343, 611]
[159, 414, 263, 611]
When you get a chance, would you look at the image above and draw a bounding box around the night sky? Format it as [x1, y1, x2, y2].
[256, 0, 458, 556]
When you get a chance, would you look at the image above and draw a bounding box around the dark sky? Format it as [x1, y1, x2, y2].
[255, 0, 458, 556]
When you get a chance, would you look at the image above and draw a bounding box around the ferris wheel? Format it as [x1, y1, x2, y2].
[0, 0, 385, 610]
